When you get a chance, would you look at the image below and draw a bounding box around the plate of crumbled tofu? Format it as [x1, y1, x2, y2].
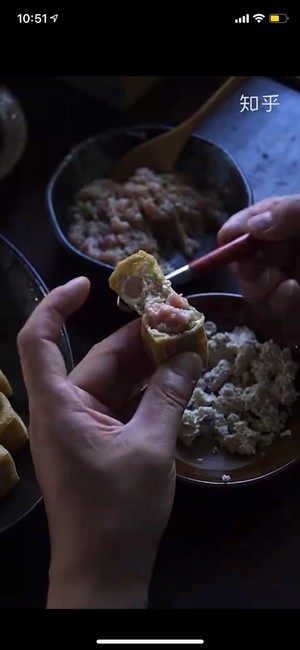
[176, 293, 300, 486]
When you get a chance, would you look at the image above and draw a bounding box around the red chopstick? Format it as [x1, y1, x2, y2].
[189, 233, 255, 274]
[166, 233, 257, 285]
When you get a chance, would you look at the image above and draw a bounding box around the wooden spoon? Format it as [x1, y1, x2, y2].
[112, 76, 248, 183]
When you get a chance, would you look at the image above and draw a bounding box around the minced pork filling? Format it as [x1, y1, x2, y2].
[144, 292, 195, 335]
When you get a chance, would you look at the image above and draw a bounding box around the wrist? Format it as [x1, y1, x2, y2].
[47, 521, 161, 609]
[47, 577, 148, 609]
[47, 556, 150, 609]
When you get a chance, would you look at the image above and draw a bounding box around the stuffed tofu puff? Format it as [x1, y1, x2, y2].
[0, 368, 13, 398]
[0, 392, 28, 454]
[109, 250, 208, 366]
[0, 367, 28, 500]
[0, 444, 19, 499]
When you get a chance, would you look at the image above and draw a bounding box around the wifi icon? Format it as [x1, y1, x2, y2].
[253, 13, 265, 22]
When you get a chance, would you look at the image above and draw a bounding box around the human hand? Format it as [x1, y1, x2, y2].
[218, 195, 300, 343]
[17, 277, 202, 609]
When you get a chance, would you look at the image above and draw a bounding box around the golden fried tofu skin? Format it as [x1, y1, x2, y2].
[109, 250, 208, 366]
[0, 392, 28, 454]
[0, 444, 19, 499]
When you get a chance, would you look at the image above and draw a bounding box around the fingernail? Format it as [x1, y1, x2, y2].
[169, 353, 203, 382]
[247, 211, 273, 233]
[64, 277, 89, 290]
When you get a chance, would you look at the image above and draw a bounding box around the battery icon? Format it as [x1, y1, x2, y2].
[269, 13, 289, 22]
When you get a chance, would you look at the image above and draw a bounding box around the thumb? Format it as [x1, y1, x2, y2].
[132, 352, 202, 451]
[247, 195, 300, 241]
[17, 276, 90, 397]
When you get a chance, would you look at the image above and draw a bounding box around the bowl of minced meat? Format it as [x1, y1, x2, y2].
[175, 293, 300, 487]
[47, 125, 253, 276]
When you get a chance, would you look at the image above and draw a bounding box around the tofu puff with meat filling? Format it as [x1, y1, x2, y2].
[0, 444, 19, 499]
[0, 392, 28, 454]
[0, 368, 13, 398]
[0, 367, 28, 500]
[109, 250, 208, 366]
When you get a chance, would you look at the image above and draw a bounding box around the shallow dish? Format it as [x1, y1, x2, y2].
[47, 124, 253, 280]
[0, 235, 73, 534]
[175, 293, 300, 487]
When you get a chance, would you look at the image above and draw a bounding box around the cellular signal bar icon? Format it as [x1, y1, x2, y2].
[235, 14, 249, 23]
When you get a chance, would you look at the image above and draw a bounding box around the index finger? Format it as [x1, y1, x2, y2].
[218, 196, 289, 246]
[17, 277, 90, 398]
[69, 319, 154, 411]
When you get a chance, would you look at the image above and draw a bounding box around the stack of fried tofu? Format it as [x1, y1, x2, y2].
[0, 369, 28, 499]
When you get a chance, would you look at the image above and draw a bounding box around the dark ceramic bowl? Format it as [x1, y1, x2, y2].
[47, 125, 253, 279]
[0, 235, 73, 534]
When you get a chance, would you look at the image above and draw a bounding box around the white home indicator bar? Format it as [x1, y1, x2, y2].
[97, 642, 204, 645]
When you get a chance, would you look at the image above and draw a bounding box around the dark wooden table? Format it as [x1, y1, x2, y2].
[1, 76, 300, 609]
